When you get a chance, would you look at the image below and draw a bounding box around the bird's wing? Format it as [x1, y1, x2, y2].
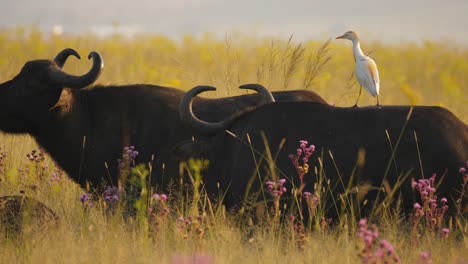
[366, 58, 380, 87]
[355, 58, 380, 96]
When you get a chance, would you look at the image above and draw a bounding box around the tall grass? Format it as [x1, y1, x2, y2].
[0, 28, 467, 263]
[0, 140, 466, 263]
[0, 27, 466, 120]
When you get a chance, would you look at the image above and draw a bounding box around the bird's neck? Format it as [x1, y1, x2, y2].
[352, 40, 366, 60]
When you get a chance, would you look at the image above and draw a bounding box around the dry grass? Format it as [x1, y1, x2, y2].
[0, 27, 466, 119]
[0, 28, 467, 263]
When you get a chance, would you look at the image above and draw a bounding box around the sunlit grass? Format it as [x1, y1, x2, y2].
[0, 27, 467, 263]
[0, 27, 466, 119]
[0, 145, 466, 263]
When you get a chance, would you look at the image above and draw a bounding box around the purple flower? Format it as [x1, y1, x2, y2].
[364, 235, 373, 247]
[103, 186, 119, 202]
[419, 252, 433, 264]
[289, 140, 316, 181]
[359, 218, 367, 227]
[265, 181, 275, 191]
[26, 149, 46, 163]
[380, 239, 389, 248]
[118, 146, 139, 170]
[358, 220, 400, 263]
[420, 252, 430, 259]
[441, 228, 450, 238]
[411, 174, 452, 237]
[172, 254, 214, 264]
[312, 196, 319, 205]
[265, 179, 287, 198]
[374, 248, 385, 258]
[296, 148, 302, 156]
[386, 245, 394, 255]
[289, 140, 317, 217]
[152, 193, 168, 201]
[80, 193, 93, 207]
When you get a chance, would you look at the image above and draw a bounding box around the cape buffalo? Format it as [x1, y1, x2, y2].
[176, 85, 468, 217]
[0, 49, 327, 190]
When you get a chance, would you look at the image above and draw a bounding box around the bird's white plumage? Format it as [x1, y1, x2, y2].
[355, 57, 379, 97]
[336, 30, 381, 105]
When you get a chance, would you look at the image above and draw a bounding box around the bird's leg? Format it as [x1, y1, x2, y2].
[376, 95, 380, 106]
[353, 86, 362, 107]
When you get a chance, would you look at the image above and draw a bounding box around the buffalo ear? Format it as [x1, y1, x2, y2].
[171, 139, 211, 160]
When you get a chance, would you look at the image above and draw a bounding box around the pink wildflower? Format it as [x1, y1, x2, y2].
[441, 228, 450, 238]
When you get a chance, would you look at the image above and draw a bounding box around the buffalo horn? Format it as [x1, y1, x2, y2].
[239, 83, 275, 103]
[179, 85, 225, 136]
[53, 48, 81, 68]
[49, 51, 103, 89]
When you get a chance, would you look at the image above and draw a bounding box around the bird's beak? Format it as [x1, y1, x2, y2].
[336, 35, 345, 39]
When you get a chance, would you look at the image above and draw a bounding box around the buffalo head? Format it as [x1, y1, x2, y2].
[0, 49, 103, 133]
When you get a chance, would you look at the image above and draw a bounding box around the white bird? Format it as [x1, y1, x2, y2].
[336, 31, 380, 107]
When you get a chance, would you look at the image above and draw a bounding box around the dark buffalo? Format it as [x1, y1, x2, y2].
[0, 49, 327, 190]
[177, 85, 468, 217]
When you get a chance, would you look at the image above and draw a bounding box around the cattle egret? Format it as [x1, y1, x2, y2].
[336, 31, 380, 106]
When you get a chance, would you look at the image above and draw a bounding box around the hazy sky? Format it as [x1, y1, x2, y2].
[2, 0, 467, 43]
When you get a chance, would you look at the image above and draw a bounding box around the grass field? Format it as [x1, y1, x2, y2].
[0, 27, 467, 263]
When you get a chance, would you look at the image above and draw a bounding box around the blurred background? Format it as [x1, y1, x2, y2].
[0, 0, 466, 119]
[2, 0, 468, 43]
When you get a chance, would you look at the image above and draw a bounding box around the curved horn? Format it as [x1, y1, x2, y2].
[239, 83, 275, 103]
[49, 51, 104, 89]
[53, 48, 81, 68]
[179, 85, 227, 136]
